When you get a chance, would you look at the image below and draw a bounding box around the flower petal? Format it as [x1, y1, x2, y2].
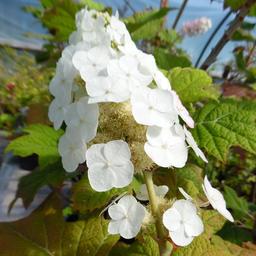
[88, 164, 114, 192]
[169, 226, 194, 246]
[108, 204, 126, 220]
[108, 220, 121, 235]
[86, 144, 105, 167]
[110, 163, 134, 188]
[104, 140, 131, 165]
[184, 214, 204, 236]
[163, 207, 182, 231]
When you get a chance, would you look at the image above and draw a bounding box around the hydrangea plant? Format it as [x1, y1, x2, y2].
[47, 8, 233, 252]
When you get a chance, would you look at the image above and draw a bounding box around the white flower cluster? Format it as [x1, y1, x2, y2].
[48, 8, 206, 175]
[48, 8, 212, 242]
[163, 176, 234, 246]
[182, 17, 212, 37]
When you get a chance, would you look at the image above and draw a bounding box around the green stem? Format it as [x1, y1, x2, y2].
[143, 171, 171, 255]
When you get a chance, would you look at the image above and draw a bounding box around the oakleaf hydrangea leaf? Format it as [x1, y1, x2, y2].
[167, 67, 219, 103]
[110, 235, 160, 256]
[0, 194, 119, 256]
[223, 185, 249, 219]
[192, 99, 256, 161]
[6, 124, 63, 168]
[124, 8, 170, 41]
[72, 176, 133, 214]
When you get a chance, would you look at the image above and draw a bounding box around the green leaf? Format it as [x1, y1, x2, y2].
[217, 222, 253, 245]
[154, 164, 203, 199]
[241, 21, 256, 30]
[166, 67, 219, 103]
[211, 235, 256, 256]
[124, 8, 170, 41]
[110, 235, 160, 256]
[16, 161, 67, 208]
[72, 176, 134, 214]
[223, 185, 249, 218]
[224, 0, 245, 10]
[40, 0, 80, 42]
[154, 48, 192, 69]
[202, 210, 226, 238]
[176, 164, 203, 195]
[158, 29, 181, 46]
[192, 99, 256, 161]
[234, 50, 246, 70]
[232, 29, 255, 42]
[6, 124, 63, 167]
[79, 0, 105, 10]
[173, 235, 232, 256]
[0, 194, 119, 256]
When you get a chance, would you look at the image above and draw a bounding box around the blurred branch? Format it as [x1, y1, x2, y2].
[160, 0, 169, 8]
[124, 0, 136, 14]
[160, 0, 169, 28]
[195, 10, 232, 67]
[172, 0, 189, 29]
[245, 41, 256, 67]
[200, 0, 255, 70]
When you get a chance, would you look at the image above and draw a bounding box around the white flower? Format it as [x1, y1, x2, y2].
[172, 91, 194, 128]
[64, 97, 99, 141]
[86, 76, 130, 103]
[154, 70, 172, 91]
[48, 98, 68, 130]
[108, 195, 146, 239]
[144, 125, 188, 168]
[72, 46, 111, 81]
[49, 66, 73, 105]
[136, 184, 169, 201]
[182, 17, 212, 37]
[183, 126, 208, 162]
[107, 14, 131, 46]
[131, 87, 178, 127]
[60, 45, 79, 79]
[163, 199, 204, 246]
[135, 51, 171, 91]
[86, 140, 134, 192]
[58, 130, 87, 172]
[202, 176, 234, 222]
[75, 9, 109, 45]
[107, 55, 152, 92]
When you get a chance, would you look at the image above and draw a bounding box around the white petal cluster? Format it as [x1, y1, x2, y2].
[163, 199, 204, 246]
[182, 17, 212, 37]
[202, 176, 234, 222]
[108, 195, 146, 239]
[48, 8, 206, 184]
[136, 184, 169, 201]
[86, 140, 134, 192]
[178, 176, 234, 223]
[144, 124, 207, 168]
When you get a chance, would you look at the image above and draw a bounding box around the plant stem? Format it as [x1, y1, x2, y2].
[200, 0, 255, 70]
[195, 10, 232, 68]
[160, 0, 169, 29]
[172, 0, 189, 29]
[143, 171, 168, 248]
